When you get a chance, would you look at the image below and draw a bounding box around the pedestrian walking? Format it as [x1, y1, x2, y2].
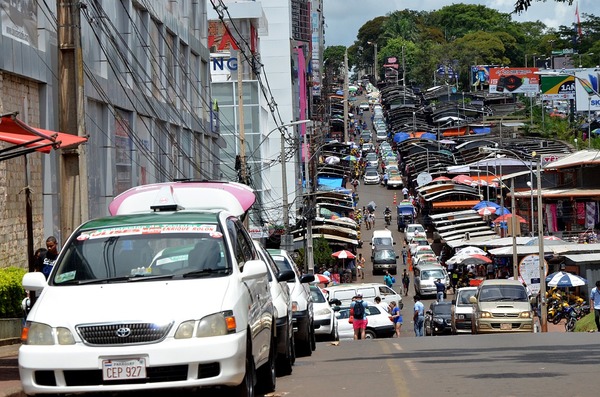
[402, 269, 410, 296]
[384, 270, 394, 288]
[390, 301, 403, 337]
[401, 246, 408, 266]
[435, 278, 446, 302]
[42, 236, 59, 279]
[413, 295, 425, 337]
[590, 280, 600, 331]
[357, 253, 365, 280]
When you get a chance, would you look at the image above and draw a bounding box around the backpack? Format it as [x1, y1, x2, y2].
[353, 301, 365, 319]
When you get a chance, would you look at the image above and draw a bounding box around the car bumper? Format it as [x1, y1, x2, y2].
[364, 178, 380, 185]
[313, 315, 334, 335]
[293, 310, 311, 338]
[19, 330, 247, 395]
[374, 325, 396, 338]
[475, 318, 534, 333]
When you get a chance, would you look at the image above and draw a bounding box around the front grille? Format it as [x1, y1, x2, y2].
[198, 363, 220, 379]
[77, 322, 173, 346]
[492, 313, 519, 319]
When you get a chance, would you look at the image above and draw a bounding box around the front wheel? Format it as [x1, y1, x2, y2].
[565, 318, 576, 332]
[232, 339, 255, 397]
[257, 332, 276, 394]
[365, 329, 377, 339]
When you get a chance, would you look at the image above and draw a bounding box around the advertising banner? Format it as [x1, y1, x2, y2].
[1, 0, 38, 47]
[489, 68, 540, 94]
[540, 75, 576, 100]
[574, 69, 600, 112]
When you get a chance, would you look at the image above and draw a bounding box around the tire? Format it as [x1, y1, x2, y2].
[329, 321, 339, 342]
[295, 320, 312, 357]
[276, 332, 293, 376]
[257, 332, 276, 394]
[310, 322, 317, 351]
[565, 318, 576, 332]
[365, 329, 377, 339]
[233, 339, 255, 397]
[552, 315, 561, 325]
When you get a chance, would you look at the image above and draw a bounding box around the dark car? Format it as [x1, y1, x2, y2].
[371, 245, 398, 275]
[424, 301, 452, 336]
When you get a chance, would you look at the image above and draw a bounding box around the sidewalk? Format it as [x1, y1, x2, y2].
[0, 341, 24, 397]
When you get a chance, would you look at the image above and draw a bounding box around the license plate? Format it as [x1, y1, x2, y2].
[102, 358, 147, 381]
[500, 323, 512, 330]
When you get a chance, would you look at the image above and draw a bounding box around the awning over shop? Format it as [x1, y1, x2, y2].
[543, 149, 600, 170]
[0, 112, 87, 161]
[563, 254, 600, 264]
[509, 188, 600, 199]
[432, 200, 481, 209]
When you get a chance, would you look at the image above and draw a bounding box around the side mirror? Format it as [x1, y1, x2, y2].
[331, 305, 341, 312]
[426, 310, 432, 315]
[276, 269, 295, 283]
[329, 298, 342, 306]
[300, 274, 315, 284]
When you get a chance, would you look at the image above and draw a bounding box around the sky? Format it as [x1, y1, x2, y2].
[323, 0, 600, 47]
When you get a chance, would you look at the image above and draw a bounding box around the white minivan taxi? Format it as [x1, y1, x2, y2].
[20, 182, 276, 397]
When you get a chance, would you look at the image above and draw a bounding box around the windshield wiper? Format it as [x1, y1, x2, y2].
[182, 268, 229, 278]
[77, 274, 174, 285]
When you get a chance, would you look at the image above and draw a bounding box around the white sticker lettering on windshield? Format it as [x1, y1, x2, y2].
[82, 224, 218, 239]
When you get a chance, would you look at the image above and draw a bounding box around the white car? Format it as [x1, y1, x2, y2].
[310, 285, 338, 341]
[376, 129, 388, 141]
[254, 241, 295, 375]
[268, 249, 316, 357]
[405, 223, 426, 242]
[363, 169, 380, 185]
[20, 181, 276, 396]
[335, 304, 395, 339]
[359, 102, 370, 111]
[451, 287, 478, 334]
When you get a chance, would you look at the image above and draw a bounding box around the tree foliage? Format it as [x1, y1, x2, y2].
[324, 2, 599, 89]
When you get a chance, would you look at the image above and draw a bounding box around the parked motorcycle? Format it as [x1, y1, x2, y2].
[565, 304, 590, 332]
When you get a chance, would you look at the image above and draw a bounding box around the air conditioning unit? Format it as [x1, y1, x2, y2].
[540, 141, 548, 148]
[464, 232, 471, 240]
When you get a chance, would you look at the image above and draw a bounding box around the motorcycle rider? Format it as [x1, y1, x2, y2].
[383, 206, 392, 225]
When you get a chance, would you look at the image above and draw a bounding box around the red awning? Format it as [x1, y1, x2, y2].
[0, 113, 87, 157]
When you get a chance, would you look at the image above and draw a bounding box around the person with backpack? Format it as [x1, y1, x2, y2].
[350, 294, 368, 340]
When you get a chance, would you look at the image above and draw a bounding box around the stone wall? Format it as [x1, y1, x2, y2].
[0, 72, 44, 270]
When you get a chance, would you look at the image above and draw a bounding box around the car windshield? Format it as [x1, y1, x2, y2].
[310, 286, 327, 303]
[373, 237, 392, 245]
[52, 223, 230, 284]
[365, 170, 379, 177]
[271, 256, 300, 282]
[478, 285, 529, 302]
[366, 153, 377, 161]
[433, 303, 452, 315]
[458, 290, 477, 305]
[373, 249, 396, 261]
[421, 269, 445, 280]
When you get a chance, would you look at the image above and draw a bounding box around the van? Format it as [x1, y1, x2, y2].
[413, 263, 450, 297]
[371, 245, 398, 275]
[20, 182, 276, 396]
[323, 283, 402, 307]
[371, 229, 395, 251]
[470, 279, 534, 334]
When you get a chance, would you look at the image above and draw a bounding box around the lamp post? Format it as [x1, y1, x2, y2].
[411, 142, 430, 173]
[481, 146, 546, 331]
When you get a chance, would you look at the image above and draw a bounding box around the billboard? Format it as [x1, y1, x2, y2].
[1, 0, 38, 47]
[489, 68, 540, 94]
[574, 69, 600, 112]
[540, 75, 576, 100]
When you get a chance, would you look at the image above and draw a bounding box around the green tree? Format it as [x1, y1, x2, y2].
[426, 4, 512, 41]
[381, 9, 424, 42]
[323, 45, 347, 82]
[513, 0, 573, 13]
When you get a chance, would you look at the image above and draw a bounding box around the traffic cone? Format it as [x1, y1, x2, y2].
[393, 193, 397, 205]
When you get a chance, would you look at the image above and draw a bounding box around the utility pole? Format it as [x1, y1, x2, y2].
[57, 1, 89, 240]
[537, 157, 547, 332]
[304, 128, 314, 274]
[343, 48, 349, 143]
[402, 45, 406, 105]
[238, 50, 247, 185]
[373, 43, 378, 86]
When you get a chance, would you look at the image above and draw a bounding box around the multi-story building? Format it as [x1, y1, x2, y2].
[0, 1, 213, 266]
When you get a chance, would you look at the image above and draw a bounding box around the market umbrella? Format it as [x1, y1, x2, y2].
[312, 274, 331, 284]
[438, 139, 457, 145]
[452, 174, 474, 185]
[331, 250, 356, 259]
[473, 201, 500, 210]
[393, 132, 411, 143]
[525, 236, 567, 246]
[455, 246, 487, 256]
[494, 207, 511, 216]
[477, 207, 497, 216]
[493, 214, 526, 224]
[343, 155, 357, 162]
[545, 271, 587, 287]
[348, 85, 358, 92]
[421, 132, 437, 140]
[432, 176, 451, 182]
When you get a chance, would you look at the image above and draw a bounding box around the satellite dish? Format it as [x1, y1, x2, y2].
[416, 172, 433, 187]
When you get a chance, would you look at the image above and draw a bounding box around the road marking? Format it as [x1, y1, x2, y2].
[382, 342, 410, 396]
[404, 360, 419, 378]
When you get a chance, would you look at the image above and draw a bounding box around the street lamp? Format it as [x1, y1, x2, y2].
[481, 146, 546, 332]
[367, 41, 378, 85]
[411, 142, 430, 174]
[578, 52, 594, 67]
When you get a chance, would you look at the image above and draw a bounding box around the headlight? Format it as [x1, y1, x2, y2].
[23, 322, 75, 345]
[519, 311, 532, 318]
[315, 308, 332, 317]
[175, 311, 237, 339]
[433, 318, 444, 324]
[480, 311, 493, 318]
